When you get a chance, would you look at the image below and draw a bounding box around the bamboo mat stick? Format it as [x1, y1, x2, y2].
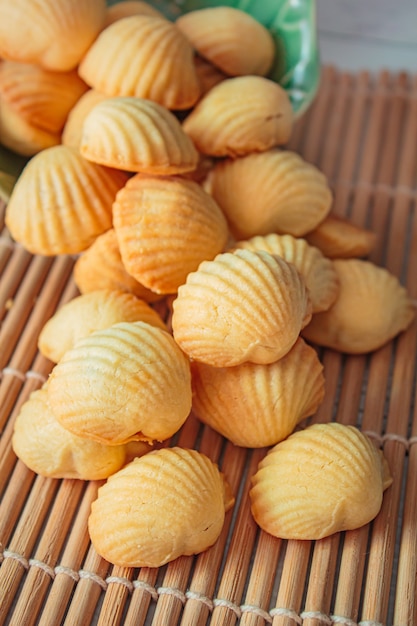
[123, 568, 160, 626]
[178, 439, 248, 626]
[0, 461, 35, 547]
[358, 72, 417, 625]
[209, 448, 265, 626]
[0, 254, 52, 368]
[239, 532, 283, 626]
[0, 256, 75, 431]
[97, 565, 135, 626]
[0, 474, 59, 623]
[302, 534, 340, 626]
[0, 242, 31, 320]
[8, 479, 85, 626]
[63, 544, 111, 626]
[36, 481, 99, 626]
[271, 540, 312, 626]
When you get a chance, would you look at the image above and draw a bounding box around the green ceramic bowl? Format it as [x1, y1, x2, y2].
[0, 0, 319, 200]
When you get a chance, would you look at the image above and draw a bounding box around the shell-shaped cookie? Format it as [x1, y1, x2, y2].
[176, 7, 275, 77]
[5, 145, 128, 255]
[0, 0, 106, 70]
[73, 229, 161, 302]
[182, 76, 293, 157]
[88, 447, 234, 567]
[0, 61, 89, 133]
[113, 174, 229, 294]
[62, 89, 109, 150]
[192, 338, 325, 447]
[78, 15, 201, 110]
[305, 214, 377, 259]
[302, 259, 415, 353]
[38, 289, 167, 363]
[46, 321, 192, 445]
[193, 56, 227, 97]
[209, 149, 333, 238]
[0, 98, 60, 156]
[80, 97, 199, 174]
[172, 249, 312, 367]
[233, 233, 339, 313]
[12, 388, 127, 480]
[104, 0, 164, 26]
[250, 423, 392, 540]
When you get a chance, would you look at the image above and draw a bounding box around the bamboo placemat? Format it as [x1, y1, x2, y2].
[0, 66, 416, 626]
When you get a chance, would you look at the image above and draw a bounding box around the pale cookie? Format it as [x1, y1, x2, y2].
[209, 149, 333, 238]
[192, 337, 325, 448]
[104, 0, 164, 26]
[176, 7, 275, 77]
[78, 15, 201, 110]
[46, 321, 192, 445]
[0, 98, 60, 156]
[80, 97, 198, 174]
[62, 89, 109, 150]
[12, 388, 127, 480]
[250, 422, 393, 540]
[182, 76, 293, 157]
[172, 249, 312, 367]
[233, 233, 339, 313]
[38, 289, 167, 363]
[88, 447, 234, 567]
[302, 258, 415, 353]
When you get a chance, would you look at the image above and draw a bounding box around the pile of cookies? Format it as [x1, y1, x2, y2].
[2, 0, 414, 567]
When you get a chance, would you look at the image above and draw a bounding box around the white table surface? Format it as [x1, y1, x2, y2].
[316, 0, 417, 73]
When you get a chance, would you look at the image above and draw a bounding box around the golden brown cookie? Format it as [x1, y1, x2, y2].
[46, 321, 192, 445]
[113, 174, 229, 294]
[192, 337, 325, 447]
[38, 289, 167, 363]
[176, 7, 275, 77]
[0, 0, 106, 70]
[73, 229, 162, 302]
[88, 447, 234, 567]
[62, 89, 109, 150]
[172, 249, 312, 367]
[250, 422, 392, 540]
[78, 15, 201, 110]
[302, 258, 415, 353]
[5, 145, 128, 255]
[182, 76, 293, 157]
[104, 0, 164, 26]
[305, 213, 377, 258]
[80, 97, 199, 174]
[0, 98, 60, 156]
[209, 149, 333, 238]
[0, 61, 89, 134]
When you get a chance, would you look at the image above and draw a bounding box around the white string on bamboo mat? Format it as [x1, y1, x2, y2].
[0, 367, 47, 385]
[0, 548, 394, 625]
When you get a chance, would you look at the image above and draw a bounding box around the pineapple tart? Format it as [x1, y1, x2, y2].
[46, 321, 192, 445]
[250, 422, 393, 540]
[172, 249, 312, 367]
[88, 447, 234, 567]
